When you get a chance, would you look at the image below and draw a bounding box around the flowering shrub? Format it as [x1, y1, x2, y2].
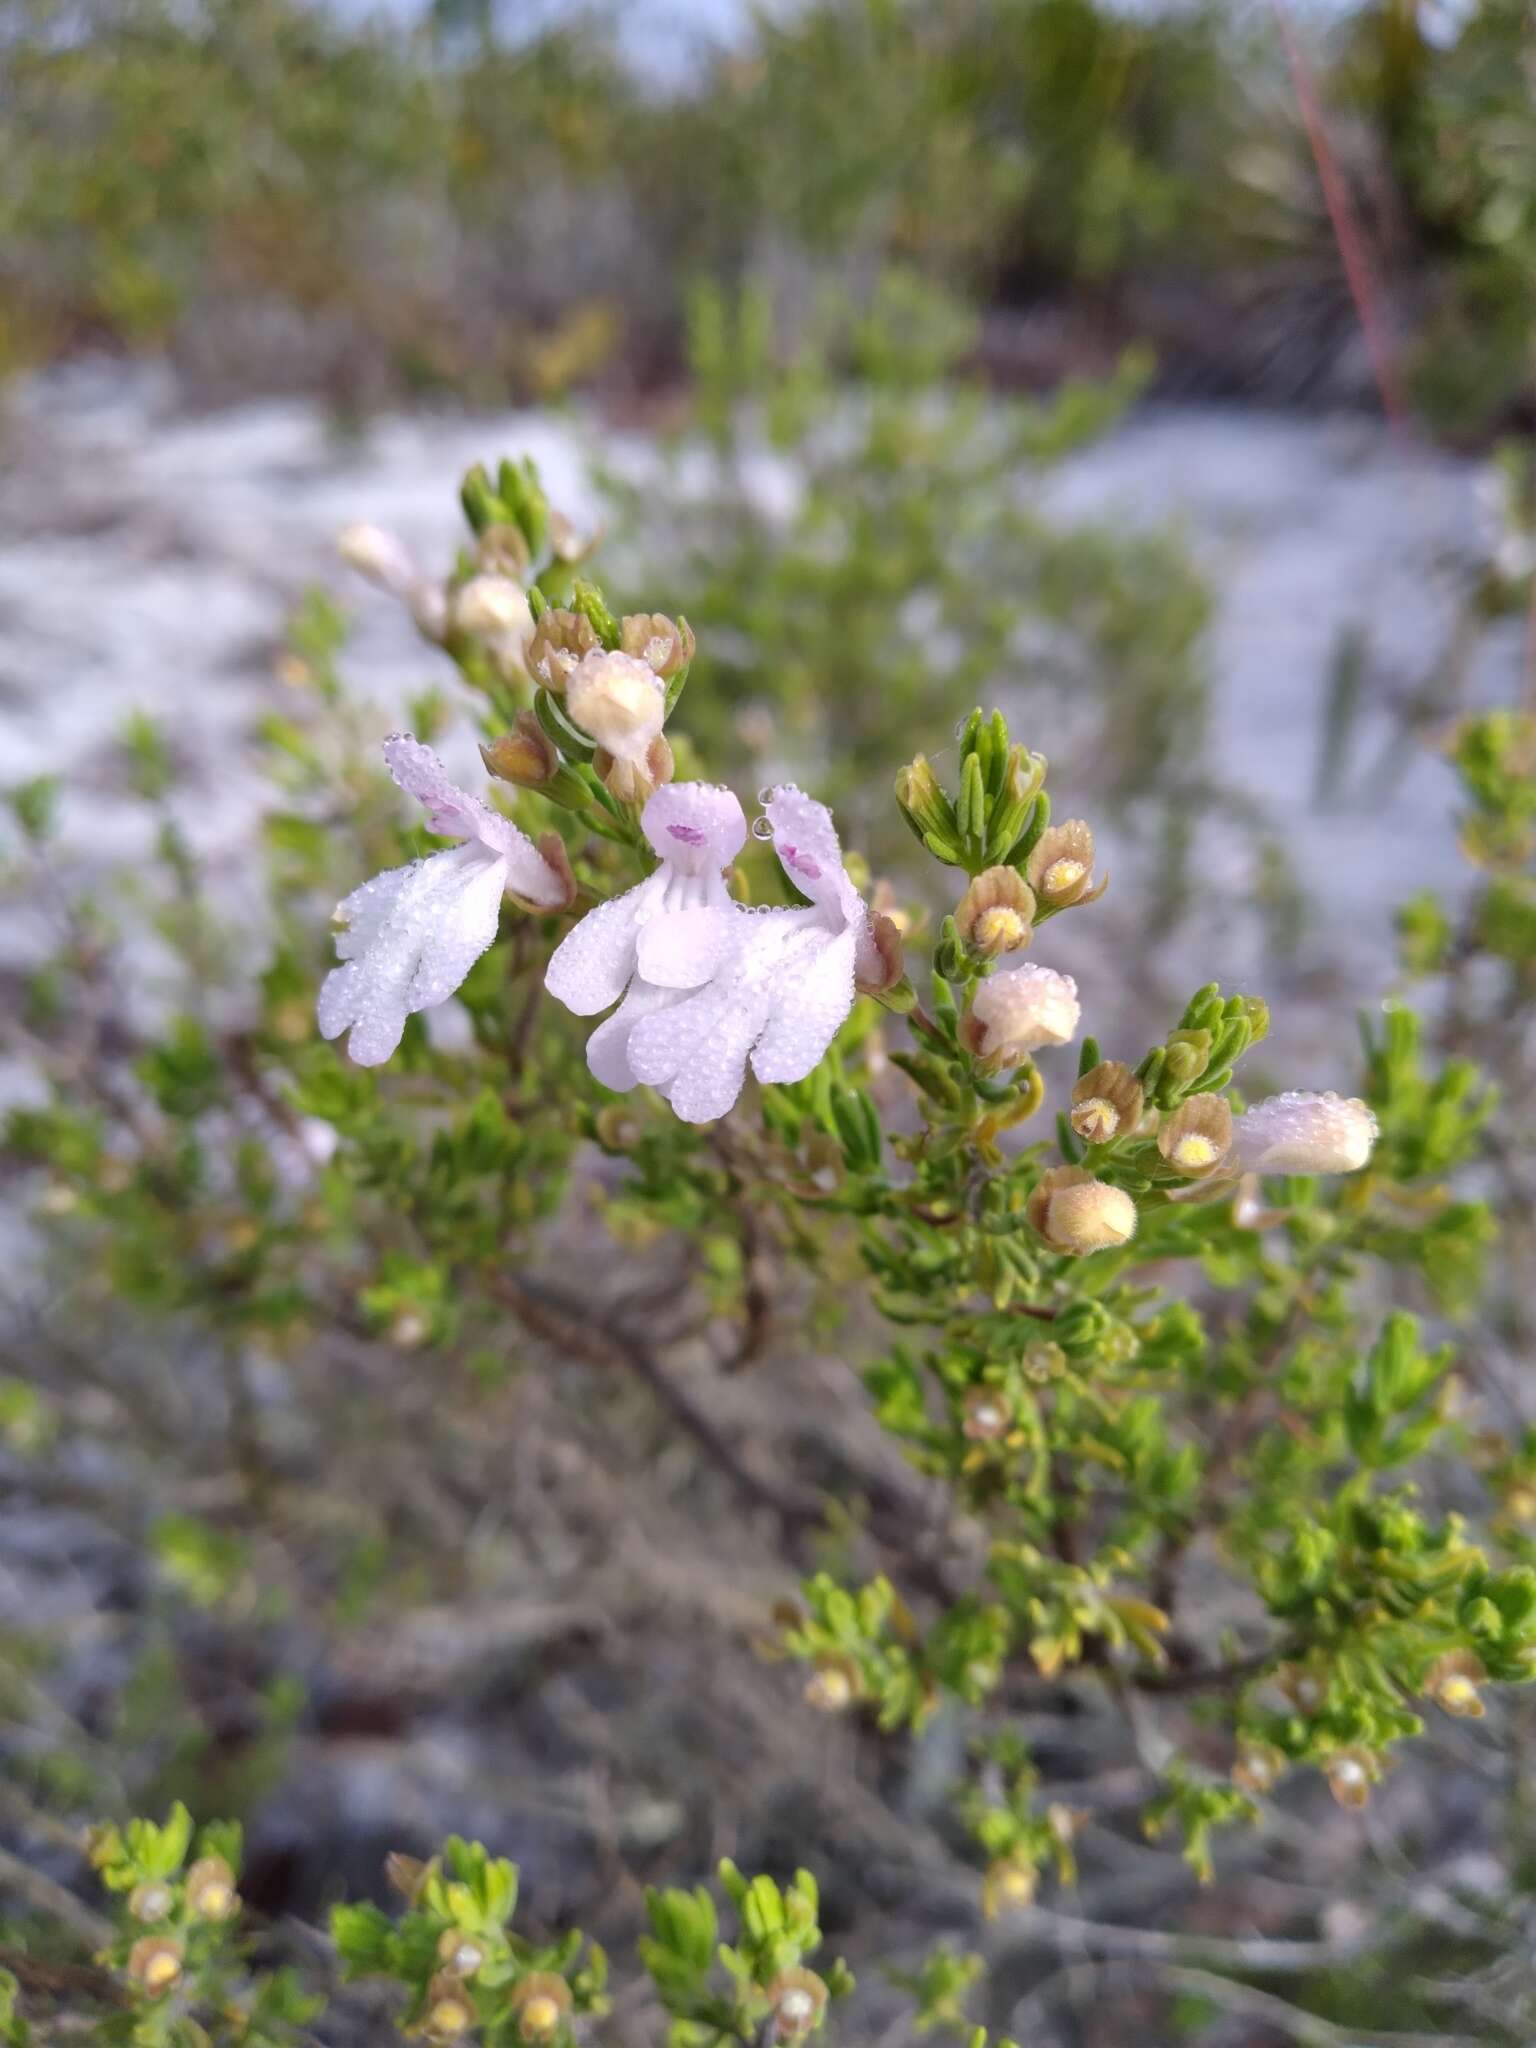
[2, 445, 1532, 2043]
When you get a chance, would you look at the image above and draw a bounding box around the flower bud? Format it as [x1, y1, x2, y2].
[1324, 1745, 1378, 1809]
[1160, 1028, 1212, 1089]
[961, 964, 1080, 1069]
[509, 1972, 573, 2043]
[982, 1857, 1037, 1918]
[185, 1855, 239, 1921]
[128, 1881, 175, 1923]
[1021, 1339, 1067, 1383]
[566, 651, 666, 768]
[1026, 819, 1105, 909]
[1070, 1061, 1143, 1145]
[894, 754, 960, 854]
[127, 1935, 184, 1997]
[481, 713, 559, 790]
[620, 610, 694, 681]
[1276, 1662, 1328, 1715]
[803, 1654, 860, 1714]
[955, 867, 1036, 958]
[1157, 1094, 1234, 1178]
[527, 608, 599, 694]
[1423, 1650, 1486, 1718]
[453, 574, 532, 643]
[856, 911, 908, 998]
[422, 1974, 476, 2041]
[338, 521, 420, 599]
[1026, 1167, 1137, 1255]
[1231, 1741, 1285, 1794]
[1234, 1091, 1378, 1176]
[475, 521, 532, 580]
[961, 1387, 1013, 1441]
[384, 1852, 436, 1902]
[437, 1928, 488, 1976]
[451, 575, 534, 683]
[767, 1967, 828, 2040]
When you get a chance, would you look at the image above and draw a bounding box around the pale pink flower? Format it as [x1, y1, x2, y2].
[319, 735, 570, 1067]
[544, 781, 747, 1094]
[621, 785, 880, 1123]
[1234, 1090, 1378, 1175]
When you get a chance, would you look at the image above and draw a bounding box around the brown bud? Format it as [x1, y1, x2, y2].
[422, 1974, 477, 2041]
[385, 1851, 438, 1903]
[128, 1881, 175, 1923]
[1231, 1741, 1285, 1795]
[856, 910, 907, 996]
[593, 732, 674, 807]
[1070, 1061, 1144, 1145]
[481, 713, 559, 789]
[961, 1387, 1013, 1441]
[620, 611, 695, 680]
[1026, 820, 1105, 909]
[1157, 1094, 1234, 1179]
[767, 1967, 828, 2040]
[1026, 1167, 1137, 1255]
[185, 1855, 239, 1921]
[127, 1936, 184, 1997]
[1276, 1662, 1328, 1716]
[475, 522, 532, 580]
[1423, 1650, 1486, 1718]
[1324, 1745, 1378, 1810]
[527, 608, 598, 694]
[509, 1972, 573, 2043]
[803, 1654, 861, 1714]
[437, 1927, 488, 1976]
[954, 867, 1036, 958]
[514, 833, 577, 914]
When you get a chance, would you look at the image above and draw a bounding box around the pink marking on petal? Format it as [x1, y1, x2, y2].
[667, 823, 708, 846]
[782, 845, 822, 880]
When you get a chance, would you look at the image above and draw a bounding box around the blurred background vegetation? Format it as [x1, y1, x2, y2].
[1, 0, 1533, 434]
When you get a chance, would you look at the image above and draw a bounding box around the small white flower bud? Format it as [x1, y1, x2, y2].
[566, 650, 666, 759]
[1234, 1090, 1378, 1175]
[337, 522, 420, 598]
[452, 574, 533, 643]
[963, 963, 1079, 1067]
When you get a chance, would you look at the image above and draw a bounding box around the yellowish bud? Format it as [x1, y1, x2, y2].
[1026, 1167, 1137, 1255]
[510, 1972, 573, 2043]
[1026, 820, 1105, 909]
[1157, 1095, 1234, 1179]
[1070, 1061, 1143, 1145]
[954, 867, 1036, 958]
[127, 1936, 184, 1997]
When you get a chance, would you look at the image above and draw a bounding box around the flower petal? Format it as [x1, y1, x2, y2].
[627, 979, 770, 1124]
[635, 904, 743, 990]
[749, 925, 857, 1085]
[584, 978, 683, 1092]
[762, 783, 879, 978]
[544, 875, 656, 1015]
[319, 842, 506, 1066]
[642, 782, 748, 877]
[383, 732, 566, 903]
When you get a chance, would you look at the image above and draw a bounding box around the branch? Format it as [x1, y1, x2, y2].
[490, 1272, 824, 1535]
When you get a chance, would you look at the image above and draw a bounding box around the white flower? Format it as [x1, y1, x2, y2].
[1234, 1090, 1378, 1175]
[621, 785, 881, 1123]
[544, 780, 748, 1095]
[963, 963, 1080, 1066]
[318, 734, 571, 1067]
